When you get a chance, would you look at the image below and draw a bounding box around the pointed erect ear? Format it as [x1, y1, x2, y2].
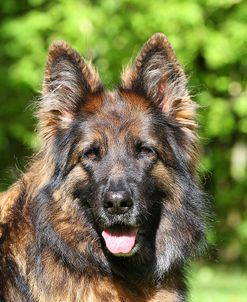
[121, 33, 197, 129]
[39, 41, 102, 142]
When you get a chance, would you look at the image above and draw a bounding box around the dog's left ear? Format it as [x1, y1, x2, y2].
[121, 33, 197, 130]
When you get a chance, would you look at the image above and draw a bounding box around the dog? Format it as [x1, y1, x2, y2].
[0, 33, 207, 301]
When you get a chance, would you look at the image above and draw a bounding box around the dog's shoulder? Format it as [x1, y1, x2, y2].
[0, 179, 28, 244]
[0, 183, 22, 223]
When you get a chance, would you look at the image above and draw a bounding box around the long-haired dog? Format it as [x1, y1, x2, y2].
[0, 33, 207, 301]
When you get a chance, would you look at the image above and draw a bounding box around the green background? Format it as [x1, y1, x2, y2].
[0, 1, 246, 300]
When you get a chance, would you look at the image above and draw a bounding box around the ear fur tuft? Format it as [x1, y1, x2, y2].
[39, 41, 102, 144]
[121, 33, 197, 129]
[43, 40, 101, 95]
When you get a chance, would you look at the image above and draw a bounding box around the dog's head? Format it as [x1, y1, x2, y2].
[36, 33, 207, 281]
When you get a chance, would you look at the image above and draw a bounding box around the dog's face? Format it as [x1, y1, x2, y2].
[76, 92, 167, 257]
[36, 34, 206, 280]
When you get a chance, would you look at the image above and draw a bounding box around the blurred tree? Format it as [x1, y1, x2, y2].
[0, 0, 246, 265]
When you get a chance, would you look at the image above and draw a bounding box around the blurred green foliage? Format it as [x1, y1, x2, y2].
[0, 0, 247, 266]
[189, 265, 247, 301]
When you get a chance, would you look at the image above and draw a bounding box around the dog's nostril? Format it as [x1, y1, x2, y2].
[103, 191, 133, 215]
[120, 200, 127, 208]
[104, 201, 114, 208]
[119, 199, 133, 208]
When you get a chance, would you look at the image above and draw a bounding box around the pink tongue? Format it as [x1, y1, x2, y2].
[102, 228, 137, 254]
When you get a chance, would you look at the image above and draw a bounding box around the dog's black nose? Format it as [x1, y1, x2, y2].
[103, 191, 133, 215]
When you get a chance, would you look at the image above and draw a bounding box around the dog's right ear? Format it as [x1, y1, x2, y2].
[121, 33, 198, 172]
[39, 41, 102, 143]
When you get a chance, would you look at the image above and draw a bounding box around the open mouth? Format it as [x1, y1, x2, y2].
[102, 225, 139, 256]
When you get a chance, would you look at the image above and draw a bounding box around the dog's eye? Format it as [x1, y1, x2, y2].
[136, 144, 156, 158]
[82, 147, 101, 161]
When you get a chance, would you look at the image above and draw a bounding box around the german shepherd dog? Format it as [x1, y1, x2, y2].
[0, 33, 207, 301]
